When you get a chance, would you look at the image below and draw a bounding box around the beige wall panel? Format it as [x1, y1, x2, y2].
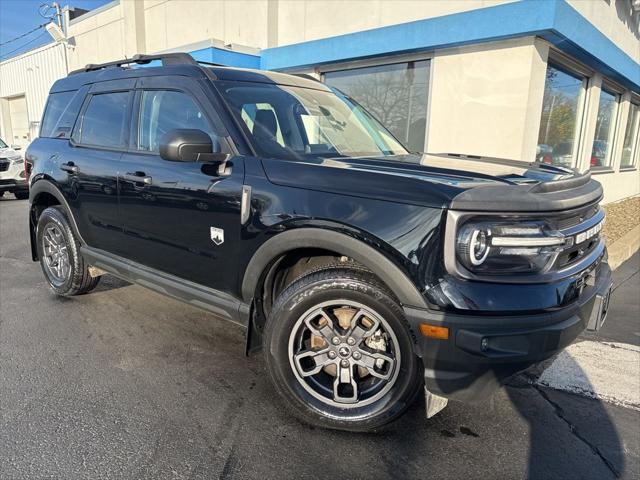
[597, 170, 640, 204]
[164, 1, 226, 50]
[143, 1, 168, 52]
[222, 0, 269, 47]
[567, 0, 639, 63]
[426, 37, 544, 161]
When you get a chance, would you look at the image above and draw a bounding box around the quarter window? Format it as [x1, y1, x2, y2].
[40, 91, 75, 138]
[621, 103, 639, 168]
[138, 90, 216, 152]
[77, 92, 130, 148]
[536, 65, 585, 168]
[591, 88, 619, 168]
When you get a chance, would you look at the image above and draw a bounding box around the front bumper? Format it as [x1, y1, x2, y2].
[404, 258, 612, 402]
[0, 178, 28, 191]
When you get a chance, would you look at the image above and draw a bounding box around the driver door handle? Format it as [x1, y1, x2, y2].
[123, 172, 152, 185]
[60, 162, 78, 174]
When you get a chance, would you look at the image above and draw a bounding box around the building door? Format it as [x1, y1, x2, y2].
[8, 95, 30, 149]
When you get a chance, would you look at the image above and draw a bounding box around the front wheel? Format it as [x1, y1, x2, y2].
[264, 268, 421, 431]
[14, 190, 29, 200]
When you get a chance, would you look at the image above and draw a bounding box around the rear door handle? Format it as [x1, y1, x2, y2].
[123, 172, 152, 185]
[60, 162, 78, 174]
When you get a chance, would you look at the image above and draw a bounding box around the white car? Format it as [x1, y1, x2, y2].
[0, 137, 28, 199]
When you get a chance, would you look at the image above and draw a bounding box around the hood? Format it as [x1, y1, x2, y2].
[0, 147, 21, 159]
[261, 153, 602, 212]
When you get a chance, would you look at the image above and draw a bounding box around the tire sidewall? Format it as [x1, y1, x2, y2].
[265, 273, 420, 431]
[36, 207, 80, 295]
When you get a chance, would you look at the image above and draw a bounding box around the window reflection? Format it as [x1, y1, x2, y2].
[324, 60, 430, 153]
[537, 65, 584, 167]
[621, 103, 639, 168]
[591, 89, 618, 168]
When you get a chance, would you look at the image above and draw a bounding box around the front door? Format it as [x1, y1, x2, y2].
[116, 76, 245, 292]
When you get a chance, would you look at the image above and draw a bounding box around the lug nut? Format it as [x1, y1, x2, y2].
[331, 336, 341, 345]
[328, 351, 337, 359]
[340, 359, 349, 368]
[347, 337, 356, 346]
[352, 351, 361, 360]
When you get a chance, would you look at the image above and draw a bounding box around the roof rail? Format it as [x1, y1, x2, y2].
[292, 73, 321, 83]
[68, 52, 198, 75]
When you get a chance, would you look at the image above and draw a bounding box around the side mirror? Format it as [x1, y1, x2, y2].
[11, 144, 21, 151]
[159, 129, 212, 162]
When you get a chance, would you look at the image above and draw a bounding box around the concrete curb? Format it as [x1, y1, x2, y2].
[607, 224, 640, 271]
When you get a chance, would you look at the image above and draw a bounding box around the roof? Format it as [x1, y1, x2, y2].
[51, 52, 329, 93]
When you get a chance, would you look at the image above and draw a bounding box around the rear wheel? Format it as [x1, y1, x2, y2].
[264, 268, 421, 431]
[36, 206, 100, 296]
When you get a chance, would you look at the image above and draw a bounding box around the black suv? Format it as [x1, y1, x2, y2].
[26, 53, 612, 431]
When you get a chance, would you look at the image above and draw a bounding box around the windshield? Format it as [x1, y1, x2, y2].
[216, 81, 408, 159]
[0, 138, 7, 148]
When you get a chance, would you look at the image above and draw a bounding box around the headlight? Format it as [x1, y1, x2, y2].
[455, 220, 568, 274]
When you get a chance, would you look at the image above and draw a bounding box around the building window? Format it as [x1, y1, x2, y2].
[323, 60, 430, 153]
[537, 64, 586, 168]
[621, 103, 639, 168]
[590, 88, 619, 168]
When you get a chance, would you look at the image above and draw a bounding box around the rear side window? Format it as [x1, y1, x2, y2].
[138, 90, 218, 152]
[76, 92, 130, 148]
[40, 91, 75, 138]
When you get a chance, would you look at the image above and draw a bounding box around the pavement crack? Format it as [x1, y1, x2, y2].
[611, 269, 639, 294]
[533, 384, 621, 478]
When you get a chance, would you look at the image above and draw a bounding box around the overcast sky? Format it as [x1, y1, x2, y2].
[0, 0, 111, 61]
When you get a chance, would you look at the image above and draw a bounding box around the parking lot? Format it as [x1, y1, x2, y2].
[1, 195, 638, 480]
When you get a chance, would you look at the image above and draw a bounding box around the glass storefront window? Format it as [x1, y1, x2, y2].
[323, 60, 430, 153]
[591, 88, 618, 168]
[537, 65, 585, 168]
[621, 103, 639, 168]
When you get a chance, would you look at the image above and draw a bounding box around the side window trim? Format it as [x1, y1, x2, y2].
[70, 89, 134, 152]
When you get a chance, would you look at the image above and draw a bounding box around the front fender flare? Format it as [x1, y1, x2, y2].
[241, 228, 428, 309]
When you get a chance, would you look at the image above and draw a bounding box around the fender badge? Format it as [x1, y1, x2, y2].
[210, 227, 224, 246]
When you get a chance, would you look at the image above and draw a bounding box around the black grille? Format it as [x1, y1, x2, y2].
[552, 204, 599, 230]
[0, 161, 9, 172]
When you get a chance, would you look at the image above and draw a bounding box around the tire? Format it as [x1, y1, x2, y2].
[14, 191, 29, 200]
[264, 268, 421, 432]
[36, 206, 100, 296]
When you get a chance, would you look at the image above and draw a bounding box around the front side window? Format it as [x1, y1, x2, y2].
[41, 91, 75, 138]
[217, 81, 408, 160]
[621, 103, 639, 168]
[77, 92, 130, 148]
[323, 60, 430, 153]
[537, 65, 585, 168]
[138, 90, 216, 152]
[591, 88, 618, 168]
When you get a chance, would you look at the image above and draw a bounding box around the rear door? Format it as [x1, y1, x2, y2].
[62, 80, 134, 251]
[115, 75, 245, 291]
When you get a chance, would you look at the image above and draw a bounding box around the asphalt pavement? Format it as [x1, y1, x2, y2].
[1, 195, 638, 480]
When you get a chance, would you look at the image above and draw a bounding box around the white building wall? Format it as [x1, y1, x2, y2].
[0, 42, 67, 145]
[426, 37, 549, 162]
[567, 0, 639, 62]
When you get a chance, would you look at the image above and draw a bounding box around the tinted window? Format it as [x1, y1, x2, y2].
[536, 65, 585, 167]
[78, 92, 130, 148]
[591, 89, 618, 168]
[324, 60, 430, 153]
[138, 90, 216, 152]
[41, 91, 75, 138]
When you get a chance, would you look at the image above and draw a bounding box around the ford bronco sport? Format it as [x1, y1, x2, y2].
[26, 53, 612, 432]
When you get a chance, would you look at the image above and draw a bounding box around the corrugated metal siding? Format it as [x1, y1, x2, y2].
[0, 43, 67, 138]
